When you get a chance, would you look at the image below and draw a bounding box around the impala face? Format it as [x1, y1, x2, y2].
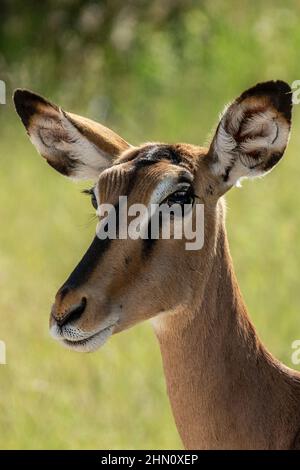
[14, 81, 292, 352]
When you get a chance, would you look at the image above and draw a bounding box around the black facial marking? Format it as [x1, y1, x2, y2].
[142, 235, 157, 259]
[62, 203, 121, 289]
[163, 146, 182, 165]
[62, 234, 111, 289]
[135, 145, 183, 168]
[134, 157, 158, 170]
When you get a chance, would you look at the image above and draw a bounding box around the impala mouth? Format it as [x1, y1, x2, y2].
[50, 321, 118, 353]
[62, 324, 115, 352]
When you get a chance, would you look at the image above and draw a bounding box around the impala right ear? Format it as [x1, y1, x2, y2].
[13, 89, 131, 180]
[206, 80, 292, 190]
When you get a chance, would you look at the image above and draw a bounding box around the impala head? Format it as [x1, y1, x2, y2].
[14, 81, 292, 352]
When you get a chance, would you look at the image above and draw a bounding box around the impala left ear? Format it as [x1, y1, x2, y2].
[206, 80, 292, 189]
[13, 89, 131, 180]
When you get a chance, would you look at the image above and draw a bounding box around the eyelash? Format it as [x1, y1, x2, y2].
[82, 188, 97, 209]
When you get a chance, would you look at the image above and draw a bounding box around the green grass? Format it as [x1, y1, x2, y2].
[1, 1, 300, 449]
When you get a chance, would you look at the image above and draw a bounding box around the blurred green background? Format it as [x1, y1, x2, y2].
[1, 0, 300, 449]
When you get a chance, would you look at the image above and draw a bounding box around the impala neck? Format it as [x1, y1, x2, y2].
[153, 223, 300, 449]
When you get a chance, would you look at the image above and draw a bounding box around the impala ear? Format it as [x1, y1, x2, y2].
[206, 80, 292, 189]
[13, 89, 131, 180]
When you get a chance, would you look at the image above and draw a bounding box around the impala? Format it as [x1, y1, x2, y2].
[14, 81, 300, 449]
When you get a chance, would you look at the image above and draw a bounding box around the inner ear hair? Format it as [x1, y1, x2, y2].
[13, 89, 131, 180]
[208, 80, 292, 186]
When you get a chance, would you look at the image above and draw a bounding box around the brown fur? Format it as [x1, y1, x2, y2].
[66, 112, 129, 157]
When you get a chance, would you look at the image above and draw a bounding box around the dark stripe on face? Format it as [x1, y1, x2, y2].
[141, 207, 169, 258]
[63, 234, 111, 289]
[62, 203, 121, 289]
[142, 237, 156, 258]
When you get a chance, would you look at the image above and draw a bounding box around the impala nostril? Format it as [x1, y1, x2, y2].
[55, 296, 87, 327]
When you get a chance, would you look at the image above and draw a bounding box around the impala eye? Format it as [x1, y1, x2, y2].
[82, 188, 98, 209]
[91, 192, 98, 209]
[164, 187, 195, 207]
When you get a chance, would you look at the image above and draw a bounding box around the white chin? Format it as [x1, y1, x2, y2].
[60, 325, 114, 353]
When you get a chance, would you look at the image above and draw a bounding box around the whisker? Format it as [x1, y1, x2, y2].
[78, 213, 98, 229]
